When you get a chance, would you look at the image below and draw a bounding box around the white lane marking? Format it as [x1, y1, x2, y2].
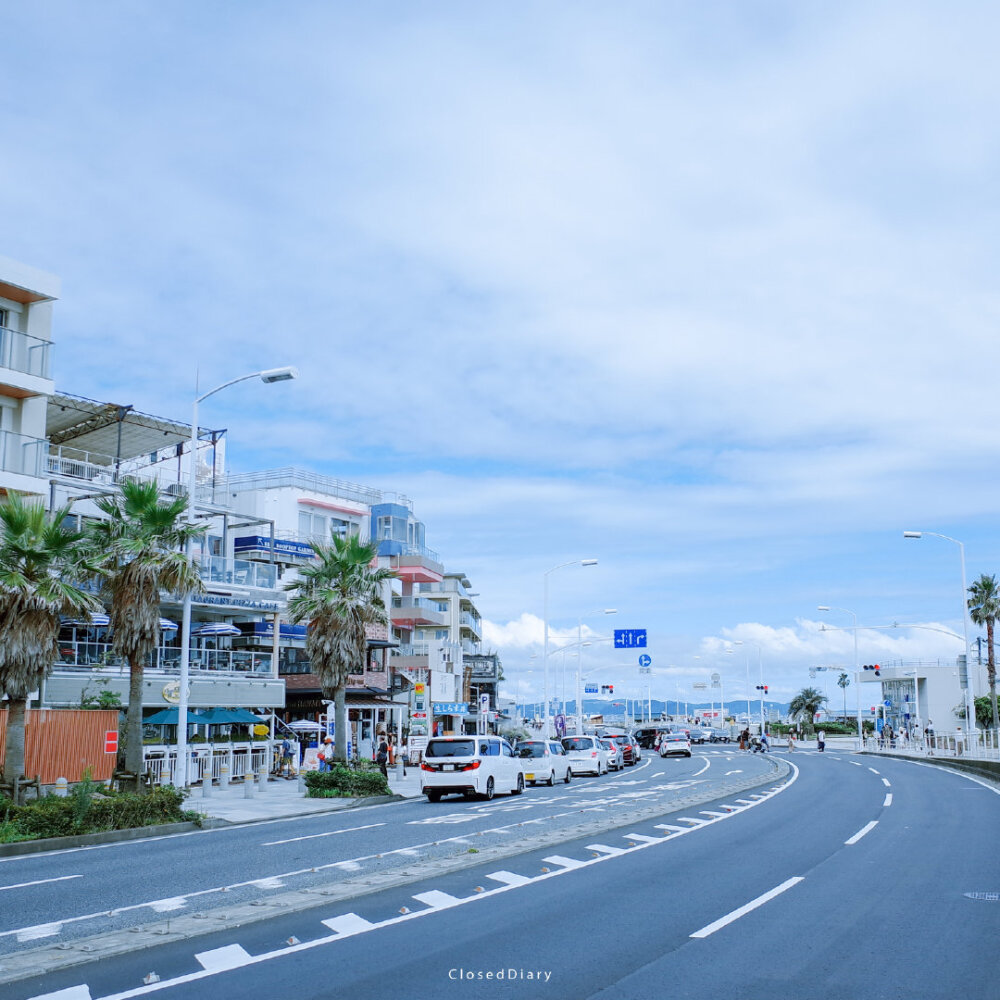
[850, 761, 862, 767]
[195, 944, 252, 972]
[148, 898, 187, 913]
[735, 799, 754, 805]
[249, 877, 285, 889]
[333, 861, 361, 871]
[24, 986, 92, 1000]
[868, 768, 880, 775]
[322, 913, 376, 935]
[262, 822, 384, 846]
[17, 922, 62, 942]
[0, 874, 83, 892]
[52, 764, 802, 1000]
[396, 849, 419, 857]
[881, 778, 891, 787]
[654, 824, 686, 833]
[845, 821, 878, 845]
[690, 877, 805, 938]
[587, 844, 626, 855]
[692, 757, 711, 776]
[486, 870, 531, 886]
[543, 854, 585, 870]
[676, 816, 705, 825]
[621, 833, 660, 844]
[883, 793, 893, 807]
[724, 770, 743, 776]
[413, 890, 462, 909]
[700, 811, 727, 819]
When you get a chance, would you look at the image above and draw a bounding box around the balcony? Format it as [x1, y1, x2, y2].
[0, 326, 51, 379]
[0, 429, 47, 479]
[459, 612, 482, 637]
[391, 596, 446, 626]
[56, 640, 274, 675]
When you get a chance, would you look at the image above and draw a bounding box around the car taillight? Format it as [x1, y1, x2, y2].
[421, 762, 434, 771]
[458, 761, 481, 772]
[590, 751, 597, 757]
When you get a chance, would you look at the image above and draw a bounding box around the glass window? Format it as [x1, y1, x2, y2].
[425, 739, 476, 758]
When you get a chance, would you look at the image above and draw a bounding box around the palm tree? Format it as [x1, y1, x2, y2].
[789, 686, 828, 735]
[285, 535, 393, 763]
[967, 573, 1000, 732]
[89, 480, 204, 787]
[837, 672, 850, 720]
[0, 494, 101, 803]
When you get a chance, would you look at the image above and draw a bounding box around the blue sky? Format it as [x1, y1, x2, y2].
[5, 2, 1000, 710]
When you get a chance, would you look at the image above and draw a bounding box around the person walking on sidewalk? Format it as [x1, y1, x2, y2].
[817, 729, 826, 752]
[376, 735, 389, 778]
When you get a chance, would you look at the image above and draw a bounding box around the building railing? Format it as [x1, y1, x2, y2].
[198, 555, 279, 590]
[0, 325, 51, 378]
[460, 612, 481, 631]
[223, 466, 397, 508]
[390, 643, 433, 657]
[142, 742, 274, 786]
[0, 429, 47, 478]
[56, 641, 273, 675]
[392, 596, 446, 612]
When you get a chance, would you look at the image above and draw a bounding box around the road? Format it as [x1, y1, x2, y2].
[5, 749, 998, 999]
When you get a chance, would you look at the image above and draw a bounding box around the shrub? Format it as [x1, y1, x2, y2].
[304, 766, 390, 798]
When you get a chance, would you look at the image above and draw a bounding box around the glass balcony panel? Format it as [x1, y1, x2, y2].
[0, 430, 46, 478]
[0, 326, 51, 378]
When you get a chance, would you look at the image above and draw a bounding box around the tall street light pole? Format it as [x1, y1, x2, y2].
[543, 559, 597, 738]
[176, 365, 297, 787]
[903, 530, 976, 735]
[818, 606, 861, 745]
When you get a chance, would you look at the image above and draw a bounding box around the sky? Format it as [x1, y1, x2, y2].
[5, 1, 1000, 714]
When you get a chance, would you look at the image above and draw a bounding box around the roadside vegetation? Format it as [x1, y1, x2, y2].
[303, 762, 391, 798]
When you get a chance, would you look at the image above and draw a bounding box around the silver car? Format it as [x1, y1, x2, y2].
[561, 735, 610, 775]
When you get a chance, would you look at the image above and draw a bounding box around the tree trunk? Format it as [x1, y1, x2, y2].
[989, 620, 999, 732]
[333, 686, 348, 763]
[2, 697, 27, 805]
[124, 657, 146, 791]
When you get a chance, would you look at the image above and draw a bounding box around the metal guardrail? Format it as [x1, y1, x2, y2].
[861, 729, 1000, 761]
[143, 742, 274, 786]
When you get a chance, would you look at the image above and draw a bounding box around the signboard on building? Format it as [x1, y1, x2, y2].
[233, 535, 316, 560]
[432, 702, 469, 715]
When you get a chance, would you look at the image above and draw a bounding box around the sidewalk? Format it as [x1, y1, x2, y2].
[190, 767, 424, 825]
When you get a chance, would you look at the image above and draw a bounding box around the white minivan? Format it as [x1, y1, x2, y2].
[420, 735, 525, 801]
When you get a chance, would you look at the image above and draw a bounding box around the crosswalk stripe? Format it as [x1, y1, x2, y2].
[622, 833, 660, 843]
[195, 944, 252, 972]
[542, 854, 584, 869]
[24, 987, 92, 1000]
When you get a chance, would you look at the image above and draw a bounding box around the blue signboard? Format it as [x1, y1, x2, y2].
[234, 535, 316, 560]
[585, 684, 598, 694]
[614, 628, 647, 649]
[638, 654, 652, 667]
[432, 702, 469, 715]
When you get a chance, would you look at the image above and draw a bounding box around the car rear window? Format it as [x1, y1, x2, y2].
[518, 743, 546, 758]
[609, 736, 628, 746]
[424, 739, 477, 758]
[562, 737, 594, 751]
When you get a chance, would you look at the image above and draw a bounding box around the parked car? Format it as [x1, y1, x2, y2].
[679, 726, 707, 745]
[659, 733, 693, 758]
[632, 726, 670, 750]
[605, 733, 640, 766]
[601, 738, 624, 771]
[516, 740, 572, 786]
[420, 736, 525, 801]
[701, 727, 730, 743]
[561, 735, 610, 775]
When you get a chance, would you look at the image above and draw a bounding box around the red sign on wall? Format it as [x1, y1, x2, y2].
[104, 731, 118, 754]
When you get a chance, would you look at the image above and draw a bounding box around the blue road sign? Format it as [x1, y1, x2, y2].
[585, 684, 598, 694]
[614, 628, 647, 649]
[638, 654, 652, 667]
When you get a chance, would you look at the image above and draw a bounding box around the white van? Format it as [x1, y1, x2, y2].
[420, 735, 525, 801]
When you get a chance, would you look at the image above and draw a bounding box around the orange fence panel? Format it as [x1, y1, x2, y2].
[0, 709, 120, 784]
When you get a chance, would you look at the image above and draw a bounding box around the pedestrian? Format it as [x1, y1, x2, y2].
[376, 734, 389, 778]
[759, 731, 769, 753]
[817, 728, 826, 753]
[280, 737, 294, 777]
[400, 739, 409, 776]
[787, 730, 795, 752]
[320, 736, 334, 772]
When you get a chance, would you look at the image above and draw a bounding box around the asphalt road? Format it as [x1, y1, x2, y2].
[7, 749, 999, 1000]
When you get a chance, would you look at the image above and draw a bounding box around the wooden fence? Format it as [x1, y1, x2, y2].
[0, 708, 119, 784]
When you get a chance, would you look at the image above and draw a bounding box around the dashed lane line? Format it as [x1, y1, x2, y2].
[0, 875, 83, 892]
[845, 821, 878, 845]
[689, 877, 805, 939]
[262, 823, 385, 846]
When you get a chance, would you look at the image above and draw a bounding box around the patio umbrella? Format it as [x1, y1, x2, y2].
[145, 708, 204, 725]
[198, 708, 265, 726]
[63, 612, 111, 627]
[287, 719, 325, 732]
[193, 622, 241, 637]
[159, 618, 178, 630]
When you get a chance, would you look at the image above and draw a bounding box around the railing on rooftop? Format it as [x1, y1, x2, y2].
[0, 326, 51, 379]
[56, 641, 274, 676]
[0, 430, 47, 478]
[223, 467, 407, 509]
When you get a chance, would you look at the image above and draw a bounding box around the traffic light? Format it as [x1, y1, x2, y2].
[764, 685, 768, 695]
[863, 664, 881, 676]
[755, 684, 768, 693]
[609, 685, 614, 694]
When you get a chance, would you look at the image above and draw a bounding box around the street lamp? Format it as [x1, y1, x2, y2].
[575, 609, 616, 734]
[543, 559, 597, 737]
[903, 530, 976, 735]
[818, 606, 862, 745]
[176, 365, 298, 786]
[732, 639, 764, 731]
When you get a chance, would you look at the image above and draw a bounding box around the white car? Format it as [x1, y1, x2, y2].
[601, 738, 624, 771]
[420, 736, 525, 801]
[561, 735, 610, 775]
[517, 740, 572, 786]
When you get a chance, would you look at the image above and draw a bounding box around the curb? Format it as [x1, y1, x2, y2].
[858, 750, 1000, 787]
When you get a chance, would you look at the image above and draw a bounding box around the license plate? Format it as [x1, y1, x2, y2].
[525, 772, 535, 780]
[445, 764, 455, 771]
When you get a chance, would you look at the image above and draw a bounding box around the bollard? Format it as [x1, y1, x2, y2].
[243, 776, 254, 798]
[257, 765, 268, 792]
[159, 765, 171, 787]
[201, 778, 211, 798]
[53, 777, 69, 798]
[297, 772, 306, 793]
[219, 763, 230, 788]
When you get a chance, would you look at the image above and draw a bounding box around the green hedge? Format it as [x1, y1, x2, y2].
[303, 765, 391, 798]
[0, 784, 199, 843]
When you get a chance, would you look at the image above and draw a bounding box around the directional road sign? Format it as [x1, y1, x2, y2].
[614, 628, 647, 649]
[638, 654, 652, 667]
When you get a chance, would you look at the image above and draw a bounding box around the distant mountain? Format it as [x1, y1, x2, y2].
[514, 698, 791, 721]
